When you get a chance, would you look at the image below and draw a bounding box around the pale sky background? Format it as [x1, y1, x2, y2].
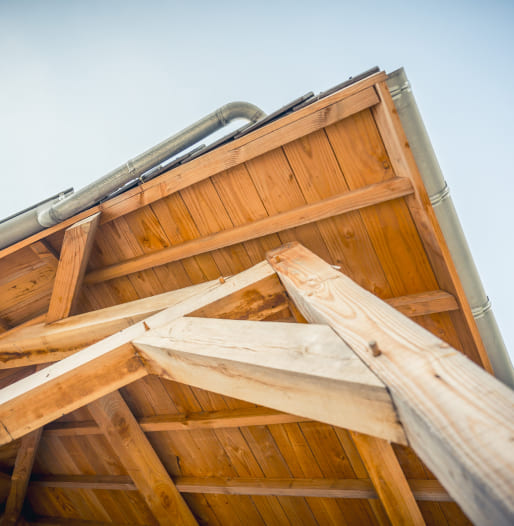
[0, 1, 512, 361]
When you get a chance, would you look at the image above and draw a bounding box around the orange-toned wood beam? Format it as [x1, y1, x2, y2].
[29, 240, 59, 271]
[84, 177, 413, 284]
[89, 391, 198, 525]
[44, 406, 310, 436]
[267, 242, 514, 526]
[350, 431, 425, 525]
[28, 474, 452, 501]
[46, 212, 100, 323]
[0, 428, 43, 526]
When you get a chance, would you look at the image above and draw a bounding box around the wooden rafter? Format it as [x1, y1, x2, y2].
[0, 260, 276, 445]
[29, 474, 452, 501]
[136, 317, 406, 444]
[267, 242, 514, 526]
[0, 428, 43, 526]
[0, 343, 146, 444]
[89, 391, 198, 526]
[46, 212, 100, 323]
[0, 285, 458, 369]
[0, 279, 223, 368]
[44, 406, 311, 436]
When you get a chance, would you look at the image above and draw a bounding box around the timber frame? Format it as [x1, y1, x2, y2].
[0, 69, 512, 525]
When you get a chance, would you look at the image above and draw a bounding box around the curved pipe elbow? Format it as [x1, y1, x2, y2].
[216, 101, 266, 126]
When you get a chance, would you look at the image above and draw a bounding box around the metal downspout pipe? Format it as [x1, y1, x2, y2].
[0, 101, 265, 250]
[387, 68, 514, 388]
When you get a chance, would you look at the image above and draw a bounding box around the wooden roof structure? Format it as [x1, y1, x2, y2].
[0, 69, 512, 525]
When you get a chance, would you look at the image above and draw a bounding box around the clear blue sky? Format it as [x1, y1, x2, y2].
[1, 1, 512, 360]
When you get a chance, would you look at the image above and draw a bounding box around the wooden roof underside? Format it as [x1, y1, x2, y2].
[0, 71, 503, 525]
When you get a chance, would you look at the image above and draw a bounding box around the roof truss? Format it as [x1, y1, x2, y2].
[0, 242, 512, 525]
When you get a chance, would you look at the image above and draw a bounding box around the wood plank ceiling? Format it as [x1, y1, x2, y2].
[0, 69, 491, 524]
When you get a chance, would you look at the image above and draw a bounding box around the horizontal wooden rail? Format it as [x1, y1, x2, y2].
[28, 474, 451, 501]
[85, 177, 414, 284]
[44, 406, 310, 436]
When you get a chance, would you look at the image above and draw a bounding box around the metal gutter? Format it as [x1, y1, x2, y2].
[0, 101, 265, 250]
[387, 68, 514, 388]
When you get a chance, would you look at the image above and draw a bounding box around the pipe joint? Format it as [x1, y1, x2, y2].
[429, 182, 451, 207]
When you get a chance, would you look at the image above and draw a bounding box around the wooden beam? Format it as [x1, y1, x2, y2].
[386, 289, 458, 317]
[350, 431, 426, 525]
[29, 240, 59, 270]
[85, 177, 413, 284]
[1, 428, 43, 526]
[0, 279, 223, 368]
[44, 406, 310, 436]
[0, 261, 276, 444]
[135, 317, 406, 444]
[28, 474, 452, 501]
[88, 391, 198, 526]
[46, 213, 100, 323]
[268, 242, 514, 526]
[0, 343, 146, 445]
[371, 80, 493, 373]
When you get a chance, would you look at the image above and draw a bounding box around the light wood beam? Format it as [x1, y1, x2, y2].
[89, 391, 198, 526]
[0, 428, 43, 526]
[268, 242, 514, 526]
[85, 177, 413, 284]
[135, 317, 406, 444]
[0, 281, 457, 369]
[0, 279, 223, 368]
[44, 406, 310, 436]
[46, 213, 100, 323]
[0, 261, 275, 445]
[28, 474, 452, 501]
[0, 343, 146, 445]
